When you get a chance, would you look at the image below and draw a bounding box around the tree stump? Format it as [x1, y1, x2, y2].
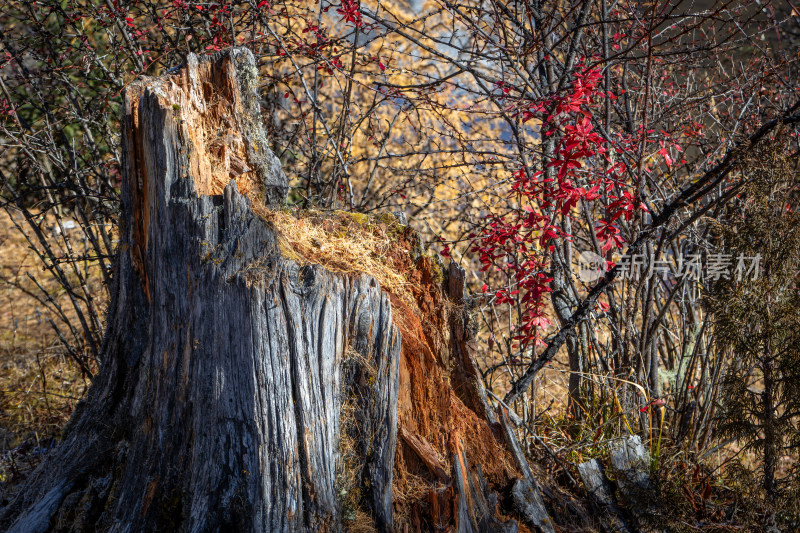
[577, 459, 633, 533]
[0, 48, 555, 533]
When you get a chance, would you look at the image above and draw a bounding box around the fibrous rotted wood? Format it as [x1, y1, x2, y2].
[398, 425, 450, 484]
[1, 48, 399, 532]
[390, 256, 559, 531]
[450, 436, 518, 533]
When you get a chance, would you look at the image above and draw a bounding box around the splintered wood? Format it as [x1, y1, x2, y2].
[127, 55, 260, 198]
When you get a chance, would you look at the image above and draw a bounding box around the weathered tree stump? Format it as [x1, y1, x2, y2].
[608, 435, 657, 531]
[577, 459, 633, 533]
[0, 48, 555, 533]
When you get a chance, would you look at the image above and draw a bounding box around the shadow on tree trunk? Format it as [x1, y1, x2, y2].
[0, 48, 559, 533]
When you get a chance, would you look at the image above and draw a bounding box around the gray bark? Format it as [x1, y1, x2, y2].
[577, 459, 633, 533]
[608, 435, 656, 531]
[1, 47, 558, 533]
[1, 48, 399, 533]
[497, 408, 555, 533]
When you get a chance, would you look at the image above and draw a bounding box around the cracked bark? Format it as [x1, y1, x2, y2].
[0, 48, 399, 533]
[1, 47, 556, 533]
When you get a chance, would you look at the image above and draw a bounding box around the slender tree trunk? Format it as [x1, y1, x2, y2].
[551, 243, 586, 420]
[0, 48, 557, 533]
[762, 339, 777, 502]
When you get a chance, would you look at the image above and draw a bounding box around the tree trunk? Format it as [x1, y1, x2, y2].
[0, 48, 554, 533]
[762, 338, 777, 503]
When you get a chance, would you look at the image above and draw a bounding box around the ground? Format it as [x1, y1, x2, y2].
[0, 209, 91, 499]
[0, 206, 790, 531]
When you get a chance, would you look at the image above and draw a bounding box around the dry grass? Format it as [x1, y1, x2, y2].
[337, 343, 386, 532]
[337, 394, 370, 531]
[257, 208, 419, 307]
[337, 361, 383, 532]
[392, 470, 435, 507]
[344, 509, 379, 533]
[0, 209, 92, 487]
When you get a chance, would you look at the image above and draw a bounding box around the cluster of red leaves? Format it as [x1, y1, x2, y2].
[0, 97, 14, 119]
[336, 0, 363, 28]
[88, 0, 378, 90]
[471, 65, 645, 348]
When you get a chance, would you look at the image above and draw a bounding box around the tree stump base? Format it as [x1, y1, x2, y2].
[1, 48, 555, 533]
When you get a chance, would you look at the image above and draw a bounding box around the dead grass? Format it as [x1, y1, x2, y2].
[336, 394, 363, 523]
[257, 208, 419, 307]
[344, 509, 379, 533]
[392, 470, 434, 507]
[0, 209, 93, 487]
[337, 350, 381, 532]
